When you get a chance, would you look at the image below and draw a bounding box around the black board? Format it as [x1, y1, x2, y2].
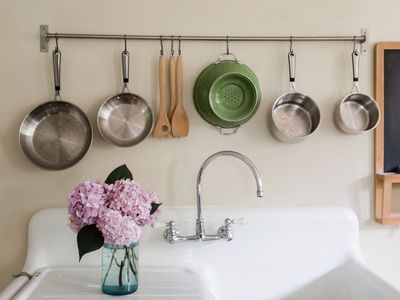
[384, 50, 400, 172]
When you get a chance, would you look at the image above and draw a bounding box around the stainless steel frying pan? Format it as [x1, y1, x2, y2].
[336, 50, 380, 134]
[19, 47, 92, 170]
[271, 49, 321, 142]
[97, 49, 153, 147]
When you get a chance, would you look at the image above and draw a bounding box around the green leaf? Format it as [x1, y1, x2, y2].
[150, 202, 162, 215]
[105, 164, 133, 184]
[77, 224, 104, 261]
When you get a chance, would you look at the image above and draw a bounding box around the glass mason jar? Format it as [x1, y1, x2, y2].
[101, 241, 139, 295]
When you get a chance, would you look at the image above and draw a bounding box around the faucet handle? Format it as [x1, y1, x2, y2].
[225, 218, 248, 225]
[151, 221, 168, 229]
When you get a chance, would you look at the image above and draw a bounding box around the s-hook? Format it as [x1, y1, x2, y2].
[55, 33, 59, 50]
[178, 36, 182, 56]
[171, 35, 175, 56]
[226, 35, 230, 55]
[124, 34, 127, 53]
[160, 35, 164, 55]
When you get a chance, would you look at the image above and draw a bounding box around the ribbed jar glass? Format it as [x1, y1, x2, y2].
[101, 241, 139, 295]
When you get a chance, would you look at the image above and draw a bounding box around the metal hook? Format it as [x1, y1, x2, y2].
[55, 33, 59, 50]
[226, 35, 230, 55]
[353, 35, 358, 53]
[124, 34, 127, 52]
[171, 35, 174, 56]
[178, 36, 182, 56]
[160, 35, 164, 56]
[289, 36, 293, 54]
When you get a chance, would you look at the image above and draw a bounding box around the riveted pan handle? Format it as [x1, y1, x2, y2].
[122, 50, 130, 92]
[288, 50, 296, 91]
[351, 50, 360, 93]
[52, 47, 61, 100]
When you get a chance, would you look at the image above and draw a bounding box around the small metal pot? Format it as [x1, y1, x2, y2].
[336, 50, 380, 134]
[271, 49, 321, 143]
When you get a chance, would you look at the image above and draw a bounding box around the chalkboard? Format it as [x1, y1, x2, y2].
[384, 50, 400, 172]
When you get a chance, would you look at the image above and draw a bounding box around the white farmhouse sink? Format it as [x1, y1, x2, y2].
[2, 206, 400, 299]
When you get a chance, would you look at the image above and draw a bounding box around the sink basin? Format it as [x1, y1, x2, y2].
[282, 260, 400, 300]
[2, 206, 400, 299]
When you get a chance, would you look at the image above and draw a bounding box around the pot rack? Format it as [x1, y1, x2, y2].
[40, 25, 369, 54]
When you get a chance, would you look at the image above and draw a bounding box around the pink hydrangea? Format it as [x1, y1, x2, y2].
[68, 180, 109, 232]
[97, 208, 141, 246]
[137, 191, 161, 226]
[105, 179, 161, 226]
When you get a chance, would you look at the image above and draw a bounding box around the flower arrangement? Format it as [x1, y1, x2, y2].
[67, 164, 161, 260]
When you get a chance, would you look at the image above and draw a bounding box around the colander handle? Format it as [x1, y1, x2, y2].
[122, 50, 130, 93]
[217, 53, 239, 63]
[217, 126, 240, 135]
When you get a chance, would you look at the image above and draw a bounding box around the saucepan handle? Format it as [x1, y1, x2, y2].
[351, 50, 360, 93]
[288, 50, 296, 92]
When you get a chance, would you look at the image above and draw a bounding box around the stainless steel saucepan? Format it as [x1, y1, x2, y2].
[335, 49, 380, 134]
[271, 48, 321, 142]
[19, 46, 92, 170]
[97, 45, 153, 147]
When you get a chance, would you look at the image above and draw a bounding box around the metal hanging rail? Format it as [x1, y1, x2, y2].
[40, 25, 369, 53]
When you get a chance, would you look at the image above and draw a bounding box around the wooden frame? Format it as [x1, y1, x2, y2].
[375, 42, 400, 224]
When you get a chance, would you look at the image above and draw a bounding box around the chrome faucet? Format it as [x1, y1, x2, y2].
[163, 151, 264, 243]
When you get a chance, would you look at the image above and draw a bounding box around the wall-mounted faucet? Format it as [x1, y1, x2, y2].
[163, 151, 264, 243]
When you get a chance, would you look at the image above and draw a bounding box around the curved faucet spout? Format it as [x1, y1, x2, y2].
[196, 151, 264, 236]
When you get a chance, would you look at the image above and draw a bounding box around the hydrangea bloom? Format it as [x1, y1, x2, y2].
[97, 208, 141, 246]
[105, 179, 160, 226]
[68, 180, 110, 232]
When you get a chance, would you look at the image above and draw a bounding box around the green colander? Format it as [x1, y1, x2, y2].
[194, 54, 261, 129]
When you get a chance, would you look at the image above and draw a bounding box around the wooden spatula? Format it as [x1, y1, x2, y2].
[153, 54, 171, 138]
[171, 55, 189, 137]
[169, 55, 177, 121]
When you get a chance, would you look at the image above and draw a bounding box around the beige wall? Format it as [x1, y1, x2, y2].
[1, 0, 400, 291]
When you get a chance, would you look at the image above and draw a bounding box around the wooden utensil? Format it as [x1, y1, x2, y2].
[171, 55, 189, 137]
[153, 54, 171, 137]
[169, 55, 177, 121]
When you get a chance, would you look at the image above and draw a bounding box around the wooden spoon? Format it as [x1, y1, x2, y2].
[153, 55, 171, 137]
[171, 55, 189, 137]
[168, 55, 177, 121]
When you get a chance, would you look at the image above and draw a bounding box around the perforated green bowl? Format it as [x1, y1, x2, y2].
[209, 73, 258, 122]
[193, 58, 261, 128]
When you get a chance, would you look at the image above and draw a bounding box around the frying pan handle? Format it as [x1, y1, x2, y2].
[52, 48, 61, 96]
[122, 50, 130, 84]
[288, 50, 296, 83]
[352, 50, 359, 82]
[217, 126, 240, 135]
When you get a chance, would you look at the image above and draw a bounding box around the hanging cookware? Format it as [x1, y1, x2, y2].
[171, 38, 189, 137]
[19, 44, 92, 170]
[335, 49, 380, 134]
[194, 52, 261, 134]
[153, 37, 172, 138]
[97, 40, 153, 146]
[271, 47, 320, 142]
